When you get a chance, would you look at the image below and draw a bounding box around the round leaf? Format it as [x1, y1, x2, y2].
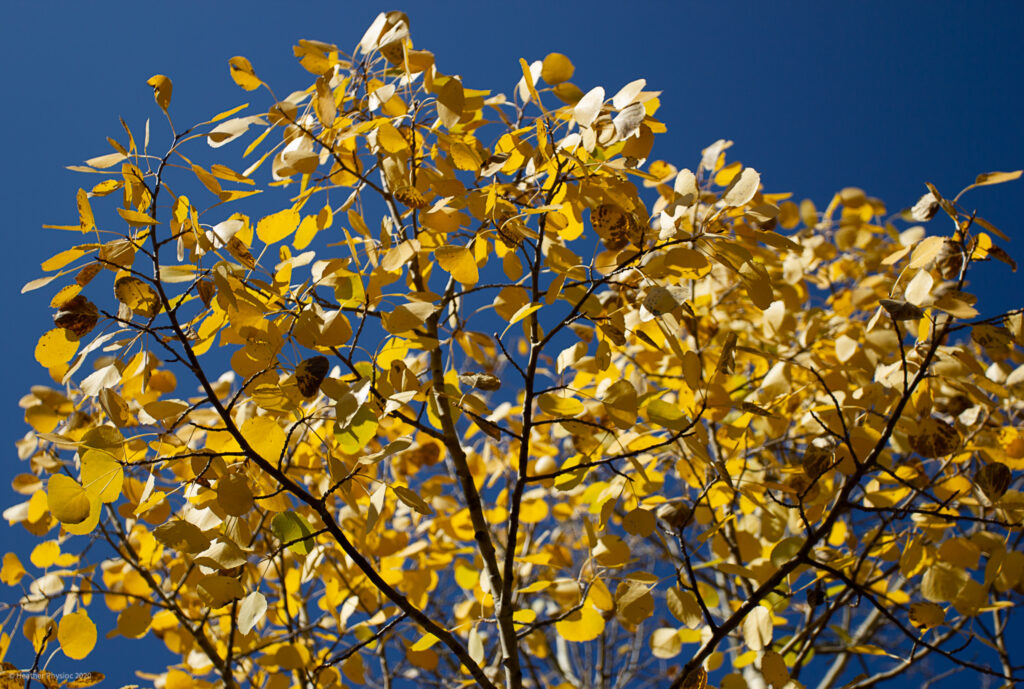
[58, 610, 97, 660]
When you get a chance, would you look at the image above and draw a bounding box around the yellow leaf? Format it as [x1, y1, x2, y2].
[435, 245, 479, 285]
[383, 301, 436, 334]
[47, 475, 91, 525]
[80, 449, 124, 503]
[343, 653, 365, 684]
[30, 541, 60, 569]
[77, 188, 95, 232]
[58, 611, 97, 660]
[116, 208, 159, 226]
[256, 208, 300, 244]
[1, 553, 26, 585]
[537, 393, 583, 417]
[229, 56, 263, 91]
[197, 574, 245, 608]
[541, 53, 574, 85]
[35, 328, 79, 368]
[114, 276, 161, 318]
[555, 604, 605, 642]
[146, 74, 172, 111]
[973, 170, 1022, 187]
[241, 416, 287, 462]
[501, 302, 542, 337]
[293, 215, 318, 250]
[518, 58, 542, 105]
[909, 601, 945, 629]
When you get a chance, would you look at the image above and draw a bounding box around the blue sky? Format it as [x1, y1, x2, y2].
[1, 0, 1022, 685]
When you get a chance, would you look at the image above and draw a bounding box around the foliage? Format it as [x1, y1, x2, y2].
[5, 11, 1024, 689]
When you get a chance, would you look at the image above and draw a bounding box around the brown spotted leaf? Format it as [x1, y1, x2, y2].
[54, 295, 99, 337]
[295, 356, 329, 397]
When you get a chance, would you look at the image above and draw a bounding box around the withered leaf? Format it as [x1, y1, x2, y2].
[394, 185, 429, 209]
[459, 372, 501, 391]
[976, 462, 1011, 502]
[295, 356, 329, 397]
[908, 417, 961, 458]
[879, 298, 924, 321]
[54, 295, 99, 337]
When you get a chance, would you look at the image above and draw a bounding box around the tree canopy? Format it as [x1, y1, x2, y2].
[4, 11, 1024, 689]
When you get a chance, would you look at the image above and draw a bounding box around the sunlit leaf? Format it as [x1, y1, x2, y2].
[58, 611, 96, 660]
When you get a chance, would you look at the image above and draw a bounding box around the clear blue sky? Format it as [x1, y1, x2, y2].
[2, 1, 1022, 685]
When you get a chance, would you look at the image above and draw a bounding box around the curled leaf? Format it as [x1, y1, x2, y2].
[146, 74, 172, 111]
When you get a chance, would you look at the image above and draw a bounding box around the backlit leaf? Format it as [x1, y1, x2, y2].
[271, 511, 315, 555]
[47, 475, 91, 525]
[555, 604, 604, 642]
[114, 277, 161, 318]
[238, 591, 268, 635]
[435, 245, 478, 285]
[58, 611, 97, 660]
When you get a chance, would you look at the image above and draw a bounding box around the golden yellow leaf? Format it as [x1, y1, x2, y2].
[256, 208, 300, 245]
[35, 328, 79, 368]
[435, 245, 478, 285]
[229, 56, 263, 91]
[909, 601, 945, 629]
[58, 610, 97, 660]
[116, 208, 159, 226]
[116, 605, 152, 639]
[114, 276, 161, 318]
[217, 474, 255, 517]
[1, 553, 26, 586]
[196, 574, 245, 608]
[80, 449, 123, 503]
[541, 53, 574, 85]
[47, 474, 91, 525]
[973, 170, 1022, 187]
[555, 604, 604, 642]
[146, 74, 172, 111]
[30, 541, 60, 569]
[537, 393, 583, 417]
[241, 416, 287, 462]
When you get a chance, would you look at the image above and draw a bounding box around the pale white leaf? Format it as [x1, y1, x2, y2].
[700, 139, 733, 174]
[722, 167, 760, 207]
[80, 364, 122, 397]
[612, 78, 646, 110]
[674, 168, 698, 205]
[905, 269, 934, 306]
[574, 86, 605, 128]
[237, 591, 267, 635]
